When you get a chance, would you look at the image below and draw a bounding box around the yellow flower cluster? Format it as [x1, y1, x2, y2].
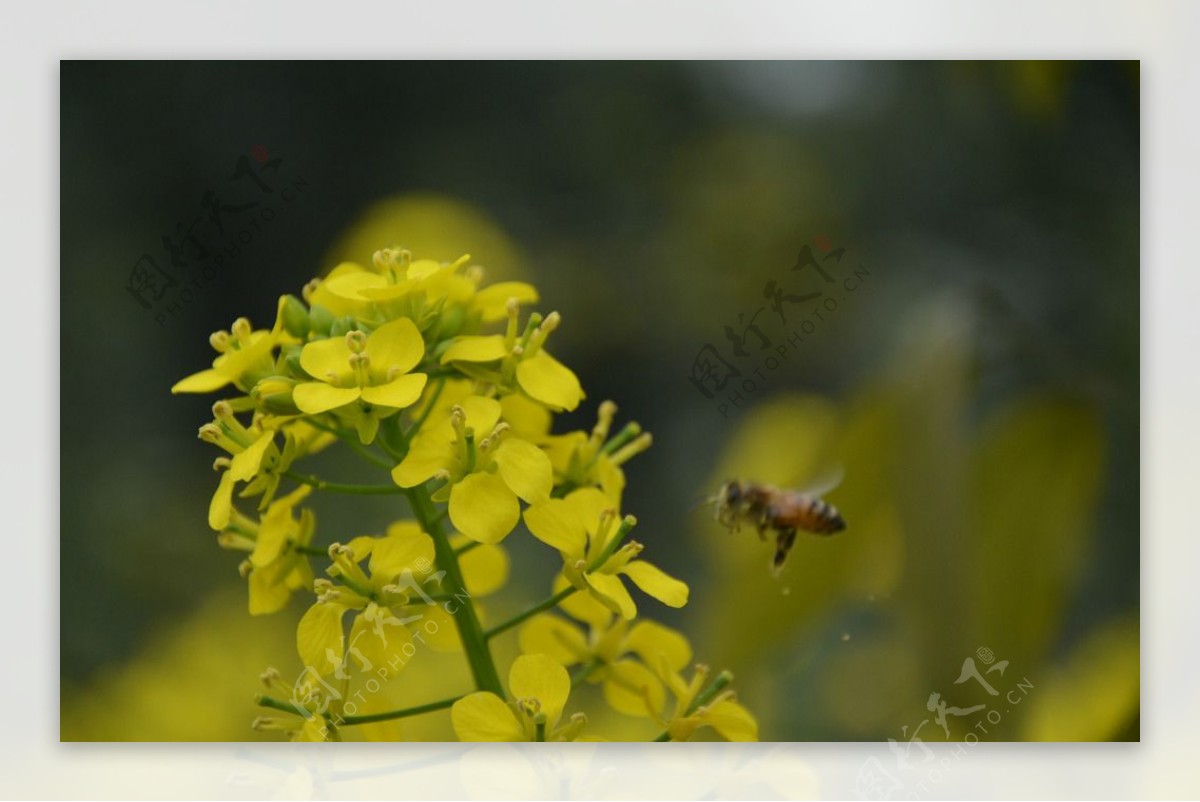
[174, 248, 755, 742]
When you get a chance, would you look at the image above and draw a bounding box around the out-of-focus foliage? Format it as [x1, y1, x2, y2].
[696, 295, 1126, 741]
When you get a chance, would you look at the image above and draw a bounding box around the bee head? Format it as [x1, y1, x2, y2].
[720, 480, 742, 505]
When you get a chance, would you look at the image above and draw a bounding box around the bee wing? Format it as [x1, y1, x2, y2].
[797, 466, 844, 498]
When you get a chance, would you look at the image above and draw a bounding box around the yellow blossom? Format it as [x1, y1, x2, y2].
[172, 299, 294, 394]
[655, 665, 758, 742]
[217, 485, 316, 615]
[451, 654, 590, 742]
[440, 302, 584, 412]
[524, 487, 689, 619]
[292, 319, 428, 443]
[391, 395, 552, 544]
[519, 610, 692, 719]
[295, 523, 461, 678]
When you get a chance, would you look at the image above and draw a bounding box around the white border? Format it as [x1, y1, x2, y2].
[10, 0, 1197, 797]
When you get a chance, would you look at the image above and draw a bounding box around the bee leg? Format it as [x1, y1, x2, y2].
[771, 528, 797, 576]
[756, 508, 772, 541]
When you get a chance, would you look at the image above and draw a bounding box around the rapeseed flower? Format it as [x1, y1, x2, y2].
[519, 609, 692, 719]
[292, 319, 428, 442]
[391, 395, 552, 544]
[450, 654, 590, 742]
[524, 487, 688, 619]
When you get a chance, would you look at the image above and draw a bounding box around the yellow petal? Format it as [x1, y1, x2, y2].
[554, 573, 613, 629]
[474, 282, 539, 322]
[587, 572, 637, 620]
[171, 367, 229, 394]
[518, 615, 588, 665]
[322, 267, 387, 301]
[499, 393, 552, 438]
[369, 529, 436, 582]
[460, 395, 503, 435]
[703, 699, 759, 742]
[456, 535, 510, 597]
[604, 659, 664, 718]
[516, 351, 584, 411]
[441, 334, 509, 364]
[619, 561, 689, 608]
[295, 716, 332, 742]
[523, 499, 587, 556]
[565, 487, 617, 530]
[229, 431, 274, 482]
[407, 258, 445, 280]
[208, 470, 235, 530]
[365, 317, 426, 375]
[508, 653, 571, 730]
[297, 602, 347, 675]
[294, 382, 361, 414]
[410, 603, 462, 652]
[348, 604, 414, 673]
[299, 336, 354, 382]
[449, 472, 520, 544]
[451, 692, 524, 742]
[625, 620, 693, 674]
[360, 373, 427, 409]
[343, 534, 377, 563]
[247, 561, 292, 615]
[308, 262, 373, 315]
[492, 437, 552, 504]
[391, 435, 456, 487]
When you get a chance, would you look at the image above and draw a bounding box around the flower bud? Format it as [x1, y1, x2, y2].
[308, 304, 335, 336]
[281, 295, 310, 338]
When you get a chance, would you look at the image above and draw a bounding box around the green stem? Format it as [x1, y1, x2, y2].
[284, 470, 405, 495]
[484, 586, 578, 641]
[406, 485, 504, 696]
[570, 658, 602, 688]
[454, 540, 482, 558]
[652, 670, 734, 742]
[337, 695, 463, 725]
[255, 694, 304, 716]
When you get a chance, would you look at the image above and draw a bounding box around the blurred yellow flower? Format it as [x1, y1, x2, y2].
[519, 609, 692, 719]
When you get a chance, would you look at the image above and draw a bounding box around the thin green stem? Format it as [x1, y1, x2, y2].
[406, 485, 504, 696]
[454, 540, 482, 558]
[571, 658, 602, 688]
[484, 586, 579, 641]
[652, 670, 735, 742]
[255, 694, 304, 716]
[337, 695, 463, 726]
[283, 470, 405, 495]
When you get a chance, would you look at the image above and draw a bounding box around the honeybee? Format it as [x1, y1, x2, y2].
[708, 474, 846, 574]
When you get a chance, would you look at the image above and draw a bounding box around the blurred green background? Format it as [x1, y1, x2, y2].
[60, 61, 1139, 741]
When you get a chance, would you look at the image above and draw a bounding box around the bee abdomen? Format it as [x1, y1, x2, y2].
[806, 498, 846, 534]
